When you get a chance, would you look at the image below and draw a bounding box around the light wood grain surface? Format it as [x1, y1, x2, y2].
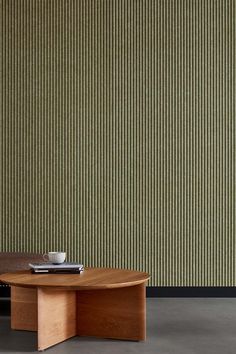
[77, 283, 146, 340]
[0, 268, 150, 289]
[38, 288, 77, 350]
[11, 286, 37, 331]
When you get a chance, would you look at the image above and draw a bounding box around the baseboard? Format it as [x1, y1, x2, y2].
[1, 287, 236, 298]
[1, 287, 236, 316]
[0, 287, 10, 297]
[146, 287, 236, 297]
[0, 298, 10, 315]
[0, 286, 236, 298]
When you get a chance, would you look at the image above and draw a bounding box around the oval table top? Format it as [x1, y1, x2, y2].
[0, 267, 150, 290]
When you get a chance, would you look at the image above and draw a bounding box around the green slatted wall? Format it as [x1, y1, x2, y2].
[1, 0, 236, 286]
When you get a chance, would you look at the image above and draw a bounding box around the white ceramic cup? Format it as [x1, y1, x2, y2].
[43, 252, 66, 264]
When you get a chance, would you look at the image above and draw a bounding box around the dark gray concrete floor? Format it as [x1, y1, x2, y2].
[1, 298, 236, 354]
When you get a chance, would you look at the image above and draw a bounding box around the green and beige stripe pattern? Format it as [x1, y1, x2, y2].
[0, 0, 235, 286]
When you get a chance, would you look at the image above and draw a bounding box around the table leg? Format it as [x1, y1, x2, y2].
[77, 283, 146, 341]
[11, 286, 37, 331]
[37, 288, 77, 351]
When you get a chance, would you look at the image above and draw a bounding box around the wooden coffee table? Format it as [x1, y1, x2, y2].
[0, 267, 150, 351]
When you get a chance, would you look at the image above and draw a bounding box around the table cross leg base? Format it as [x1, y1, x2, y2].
[11, 283, 146, 350]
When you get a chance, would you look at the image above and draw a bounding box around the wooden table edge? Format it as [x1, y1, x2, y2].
[0, 278, 150, 290]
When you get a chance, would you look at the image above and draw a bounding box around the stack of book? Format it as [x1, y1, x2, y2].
[29, 262, 84, 274]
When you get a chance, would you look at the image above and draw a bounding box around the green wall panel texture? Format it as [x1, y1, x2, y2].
[0, 0, 236, 286]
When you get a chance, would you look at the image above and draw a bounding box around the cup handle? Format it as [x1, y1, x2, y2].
[43, 253, 49, 262]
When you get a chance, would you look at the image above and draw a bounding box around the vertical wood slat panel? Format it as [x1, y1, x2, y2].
[0, 0, 235, 286]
